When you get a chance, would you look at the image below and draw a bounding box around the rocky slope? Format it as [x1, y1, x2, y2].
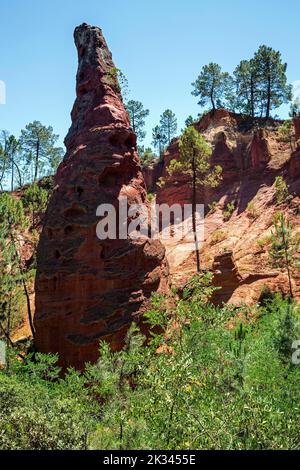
[34, 24, 168, 370]
[146, 109, 300, 303]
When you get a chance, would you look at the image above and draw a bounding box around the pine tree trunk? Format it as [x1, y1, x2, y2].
[266, 75, 271, 119]
[250, 75, 255, 117]
[192, 152, 200, 273]
[11, 155, 14, 192]
[34, 140, 40, 181]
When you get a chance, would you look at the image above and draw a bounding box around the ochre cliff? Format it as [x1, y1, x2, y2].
[34, 24, 168, 370]
[145, 109, 300, 303]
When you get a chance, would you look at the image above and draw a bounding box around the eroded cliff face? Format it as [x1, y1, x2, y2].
[34, 24, 168, 370]
[145, 109, 300, 303]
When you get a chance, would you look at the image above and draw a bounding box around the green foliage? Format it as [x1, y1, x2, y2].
[147, 192, 155, 203]
[256, 234, 272, 249]
[208, 201, 218, 213]
[106, 67, 129, 99]
[232, 59, 258, 116]
[246, 200, 258, 220]
[268, 213, 299, 297]
[177, 127, 215, 183]
[253, 45, 292, 119]
[152, 125, 167, 157]
[172, 127, 222, 272]
[139, 146, 156, 168]
[0, 353, 98, 449]
[278, 120, 295, 151]
[274, 176, 293, 205]
[191, 63, 233, 111]
[159, 109, 177, 144]
[211, 230, 227, 245]
[193, 46, 292, 118]
[87, 286, 300, 450]
[223, 202, 235, 221]
[22, 183, 48, 225]
[20, 121, 64, 182]
[126, 100, 149, 141]
[0, 193, 26, 231]
[0, 131, 22, 191]
[185, 115, 196, 127]
[2, 277, 300, 449]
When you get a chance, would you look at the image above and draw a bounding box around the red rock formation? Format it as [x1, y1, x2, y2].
[143, 160, 164, 192]
[211, 251, 242, 304]
[293, 117, 300, 144]
[34, 23, 168, 370]
[211, 132, 239, 180]
[249, 128, 271, 168]
[289, 149, 300, 179]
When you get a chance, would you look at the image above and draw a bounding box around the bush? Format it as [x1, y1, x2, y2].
[2, 281, 300, 450]
[274, 176, 293, 206]
[257, 234, 272, 249]
[211, 230, 227, 245]
[223, 202, 235, 221]
[147, 192, 155, 203]
[86, 287, 300, 450]
[22, 183, 48, 224]
[0, 354, 98, 450]
[246, 201, 258, 220]
[208, 201, 218, 213]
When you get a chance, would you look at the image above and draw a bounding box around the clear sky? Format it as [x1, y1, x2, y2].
[0, 0, 299, 150]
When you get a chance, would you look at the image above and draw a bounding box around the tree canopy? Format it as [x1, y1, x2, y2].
[159, 109, 178, 144]
[126, 100, 149, 141]
[192, 46, 292, 119]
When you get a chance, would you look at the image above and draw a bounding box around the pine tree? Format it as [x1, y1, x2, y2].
[0, 131, 23, 191]
[269, 213, 300, 298]
[152, 125, 167, 158]
[168, 127, 222, 272]
[253, 46, 292, 119]
[20, 121, 63, 182]
[191, 63, 232, 111]
[233, 59, 258, 116]
[126, 100, 149, 141]
[159, 109, 177, 145]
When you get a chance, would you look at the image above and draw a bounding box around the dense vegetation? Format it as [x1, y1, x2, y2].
[1, 276, 300, 450]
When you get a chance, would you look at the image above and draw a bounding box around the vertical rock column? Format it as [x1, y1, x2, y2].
[34, 23, 168, 370]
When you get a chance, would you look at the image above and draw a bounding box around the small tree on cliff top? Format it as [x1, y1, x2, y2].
[168, 127, 222, 272]
[191, 63, 232, 111]
[253, 45, 292, 119]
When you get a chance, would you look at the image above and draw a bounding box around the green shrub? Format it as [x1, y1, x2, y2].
[246, 200, 258, 220]
[211, 230, 227, 245]
[223, 202, 235, 221]
[257, 234, 272, 249]
[147, 192, 155, 202]
[274, 176, 293, 206]
[22, 183, 48, 224]
[2, 279, 300, 450]
[208, 201, 218, 213]
[0, 354, 98, 450]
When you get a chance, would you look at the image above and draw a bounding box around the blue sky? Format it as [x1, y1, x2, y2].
[0, 0, 299, 150]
